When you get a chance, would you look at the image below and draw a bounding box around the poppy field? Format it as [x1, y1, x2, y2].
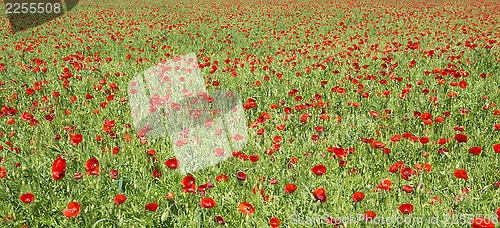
[1, 0, 500, 227]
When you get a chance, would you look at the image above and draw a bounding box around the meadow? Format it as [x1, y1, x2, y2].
[1, 0, 500, 227]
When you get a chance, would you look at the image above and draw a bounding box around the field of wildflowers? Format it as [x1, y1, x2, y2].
[1, 0, 500, 227]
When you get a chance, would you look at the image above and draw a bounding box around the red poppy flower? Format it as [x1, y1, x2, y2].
[437, 138, 448, 145]
[269, 178, 278, 184]
[249, 155, 259, 163]
[311, 164, 326, 176]
[215, 175, 228, 182]
[421, 112, 432, 120]
[237, 171, 247, 181]
[239, 202, 255, 215]
[401, 167, 413, 181]
[2, 106, 19, 116]
[85, 157, 99, 176]
[361, 137, 374, 143]
[213, 148, 225, 157]
[214, 216, 226, 225]
[252, 187, 264, 195]
[352, 191, 365, 202]
[391, 134, 401, 142]
[401, 185, 413, 193]
[402, 133, 412, 138]
[165, 192, 174, 199]
[26, 88, 35, 95]
[454, 133, 468, 143]
[114, 194, 127, 205]
[232, 151, 242, 157]
[73, 172, 83, 179]
[270, 217, 281, 227]
[315, 126, 325, 132]
[338, 159, 347, 167]
[63, 201, 81, 218]
[329, 147, 346, 158]
[319, 115, 330, 120]
[200, 198, 216, 208]
[376, 179, 393, 191]
[0, 166, 6, 178]
[270, 136, 282, 144]
[419, 137, 430, 145]
[454, 169, 468, 181]
[370, 111, 379, 118]
[182, 175, 196, 193]
[21, 111, 34, 121]
[471, 217, 495, 228]
[493, 144, 500, 153]
[52, 155, 66, 181]
[70, 134, 83, 146]
[112, 147, 119, 155]
[284, 183, 297, 194]
[459, 80, 467, 89]
[430, 197, 442, 205]
[5, 118, 14, 125]
[146, 149, 154, 156]
[389, 161, 404, 173]
[468, 147, 482, 155]
[398, 203, 413, 214]
[198, 183, 213, 195]
[423, 116, 432, 125]
[371, 141, 386, 149]
[312, 188, 327, 202]
[110, 169, 118, 179]
[165, 158, 179, 169]
[137, 129, 147, 137]
[29, 119, 40, 126]
[153, 169, 162, 178]
[45, 114, 54, 122]
[20, 193, 34, 204]
[145, 203, 158, 212]
[86, 94, 94, 100]
[421, 163, 432, 172]
[364, 211, 376, 221]
[388, 164, 400, 173]
[439, 148, 450, 154]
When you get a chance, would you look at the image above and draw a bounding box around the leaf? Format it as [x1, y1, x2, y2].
[118, 179, 123, 193]
[161, 210, 168, 222]
[47, 145, 61, 153]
